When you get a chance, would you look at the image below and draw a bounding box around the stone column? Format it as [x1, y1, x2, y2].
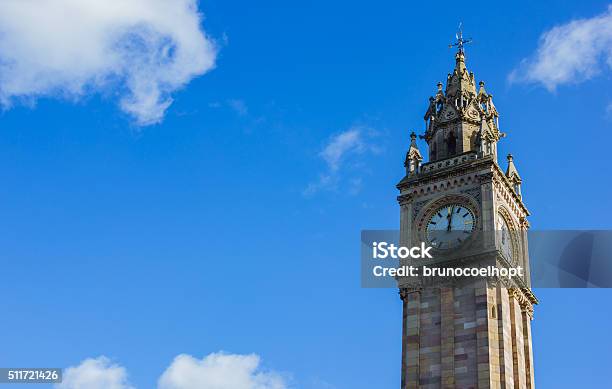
[479, 172, 496, 250]
[400, 288, 421, 389]
[486, 284, 502, 389]
[453, 284, 478, 388]
[399, 198, 413, 248]
[509, 290, 527, 389]
[440, 287, 455, 389]
[522, 306, 536, 389]
[475, 282, 491, 389]
[519, 217, 531, 288]
[497, 287, 515, 388]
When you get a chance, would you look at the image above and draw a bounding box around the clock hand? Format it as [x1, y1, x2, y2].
[446, 206, 453, 232]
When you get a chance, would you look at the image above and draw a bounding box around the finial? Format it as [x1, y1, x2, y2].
[448, 22, 472, 54]
[479, 81, 485, 87]
[505, 154, 522, 191]
[406, 131, 423, 175]
[437, 82, 443, 91]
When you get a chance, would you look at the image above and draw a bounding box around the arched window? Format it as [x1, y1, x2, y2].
[485, 141, 492, 155]
[447, 132, 457, 156]
[491, 305, 497, 319]
[431, 142, 437, 161]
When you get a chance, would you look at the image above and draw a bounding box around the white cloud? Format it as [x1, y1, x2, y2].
[304, 126, 380, 196]
[56, 353, 289, 389]
[158, 353, 288, 389]
[56, 357, 134, 389]
[0, 0, 217, 125]
[509, 5, 612, 90]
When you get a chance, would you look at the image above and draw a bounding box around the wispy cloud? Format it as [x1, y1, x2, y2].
[320, 129, 365, 172]
[304, 126, 381, 196]
[227, 99, 249, 116]
[0, 0, 217, 126]
[57, 353, 289, 389]
[208, 99, 250, 117]
[509, 5, 612, 91]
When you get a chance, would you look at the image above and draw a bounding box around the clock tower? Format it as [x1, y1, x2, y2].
[396, 38, 538, 389]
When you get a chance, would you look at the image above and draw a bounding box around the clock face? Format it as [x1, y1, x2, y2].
[426, 204, 475, 250]
[497, 214, 515, 263]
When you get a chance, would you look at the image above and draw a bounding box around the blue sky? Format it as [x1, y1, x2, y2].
[1, 0, 611, 388]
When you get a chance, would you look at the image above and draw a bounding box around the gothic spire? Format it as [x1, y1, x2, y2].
[505, 154, 521, 181]
[505, 154, 523, 197]
[420, 29, 504, 163]
[405, 131, 423, 175]
[445, 50, 477, 99]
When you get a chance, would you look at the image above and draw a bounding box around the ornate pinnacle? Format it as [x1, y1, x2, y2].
[405, 131, 423, 174]
[506, 154, 522, 182]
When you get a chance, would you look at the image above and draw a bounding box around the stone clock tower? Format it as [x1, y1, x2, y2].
[396, 38, 538, 389]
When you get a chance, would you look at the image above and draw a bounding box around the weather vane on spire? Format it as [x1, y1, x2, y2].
[449, 22, 472, 54]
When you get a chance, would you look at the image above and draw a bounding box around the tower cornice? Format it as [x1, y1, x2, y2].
[396, 153, 530, 217]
